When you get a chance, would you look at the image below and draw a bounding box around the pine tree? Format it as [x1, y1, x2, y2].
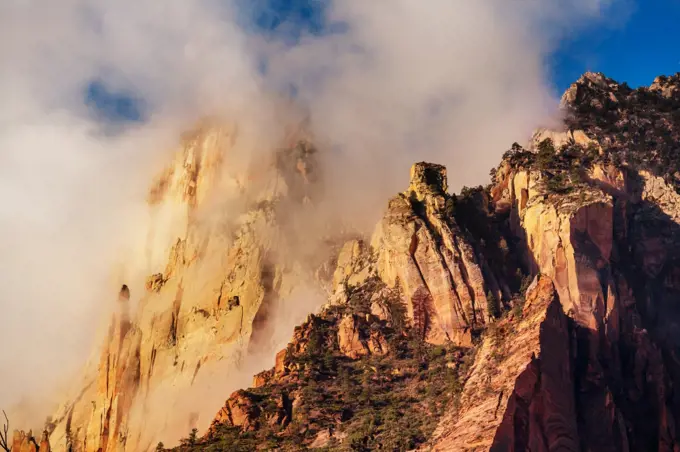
[486, 291, 500, 320]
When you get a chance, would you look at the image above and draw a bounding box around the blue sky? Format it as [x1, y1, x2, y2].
[87, 0, 680, 121]
[550, 0, 680, 92]
[239, 0, 680, 93]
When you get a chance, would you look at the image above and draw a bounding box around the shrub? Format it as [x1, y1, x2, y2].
[545, 172, 572, 194]
[179, 428, 198, 447]
[173, 278, 477, 451]
[569, 166, 584, 184]
[386, 295, 407, 335]
[519, 275, 533, 295]
[536, 138, 557, 169]
[486, 291, 500, 320]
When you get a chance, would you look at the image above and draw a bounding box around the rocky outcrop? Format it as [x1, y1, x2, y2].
[371, 162, 494, 345]
[430, 276, 575, 451]
[426, 66, 680, 449]
[490, 277, 578, 451]
[10, 430, 50, 452]
[175, 73, 680, 450]
[336, 314, 388, 359]
[337, 315, 370, 359]
[521, 184, 614, 328]
[429, 153, 680, 450]
[560, 71, 623, 109]
[531, 128, 600, 153]
[39, 431, 51, 452]
[649, 74, 680, 98]
[211, 390, 261, 431]
[485, 128, 680, 449]
[189, 270, 471, 451]
[332, 240, 365, 291]
[34, 70, 680, 452]
[561, 70, 680, 187]
[12, 431, 38, 452]
[493, 154, 622, 329]
[47, 126, 323, 451]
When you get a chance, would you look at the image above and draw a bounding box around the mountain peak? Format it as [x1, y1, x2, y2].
[560, 71, 623, 109]
[407, 162, 448, 199]
[650, 72, 680, 97]
[22, 69, 680, 451]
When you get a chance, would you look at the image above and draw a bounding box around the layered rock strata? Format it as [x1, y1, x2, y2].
[47, 127, 323, 451]
[369, 163, 497, 345]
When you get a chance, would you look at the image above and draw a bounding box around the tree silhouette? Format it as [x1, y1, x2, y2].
[0, 410, 10, 452]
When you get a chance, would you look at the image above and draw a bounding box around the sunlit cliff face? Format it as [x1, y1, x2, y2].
[32, 121, 357, 450]
[0, 0, 624, 439]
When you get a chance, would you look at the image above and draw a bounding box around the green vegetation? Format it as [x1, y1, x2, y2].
[179, 429, 198, 448]
[511, 274, 534, 319]
[501, 142, 536, 169]
[171, 278, 472, 452]
[535, 138, 587, 195]
[486, 290, 500, 320]
[536, 137, 557, 169]
[564, 73, 680, 189]
[502, 137, 600, 197]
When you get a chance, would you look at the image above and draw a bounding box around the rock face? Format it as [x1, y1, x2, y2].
[35, 70, 680, 451]
[371, 162, 494, 345]
[336, 314, 388, 359]
[481, 150, 680, 450]
[10, 430, 51, 452]
[427, 143, 680, 450]
[337, 315, 369, 359]
[183, 274, 471, 451]
[429, 72, 680, 450]
[11, 430, 50, 452]
[211, 390, 261, 431]
[430, 276, 576, 451]
[504, 165, 615, 329]
[490, 278, 578, 452]
[47, 127, 327, 451]
[198, 72, 680, 450]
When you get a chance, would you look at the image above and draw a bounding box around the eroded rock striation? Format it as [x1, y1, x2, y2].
[195, 72, 680, 451]
[431, 276, 576, 451]
[34, 71, 680, 451]
[370, 162, 497, 345]
[45, 125, 337, 451]
[11, 430, 51, 452]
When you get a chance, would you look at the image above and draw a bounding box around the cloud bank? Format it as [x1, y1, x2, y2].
[0, 0, 622, 429]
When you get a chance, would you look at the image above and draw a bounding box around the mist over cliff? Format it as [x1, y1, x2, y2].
[0, 0, 623, 431]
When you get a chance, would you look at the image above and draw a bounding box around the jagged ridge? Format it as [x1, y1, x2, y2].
[19, 71, 680, 452]
[181, 72, 680, 451]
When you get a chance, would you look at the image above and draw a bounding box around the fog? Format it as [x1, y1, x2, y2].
[0, 0, 623, 440]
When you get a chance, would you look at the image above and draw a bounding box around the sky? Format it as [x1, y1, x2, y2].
[2, 0, 679, 433]
[550, 0, 680, 91]
[243, 0, 680, 92]
[87, 0, 680, 121]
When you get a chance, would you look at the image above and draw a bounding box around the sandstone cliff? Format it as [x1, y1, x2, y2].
[371, 163, 498, 346]
[173, 273, 471, 450]
[176, 72, 680, 451]
[45, 126, 339, 451]
[426, 72, 680, 451]
[10, 430, 51, 452]
[34, 71, 680, 451]
[430, 276, 575, 451]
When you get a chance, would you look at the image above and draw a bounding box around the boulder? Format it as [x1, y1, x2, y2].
[211, 390, 260, 432]
[337, 315, 369, 360]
